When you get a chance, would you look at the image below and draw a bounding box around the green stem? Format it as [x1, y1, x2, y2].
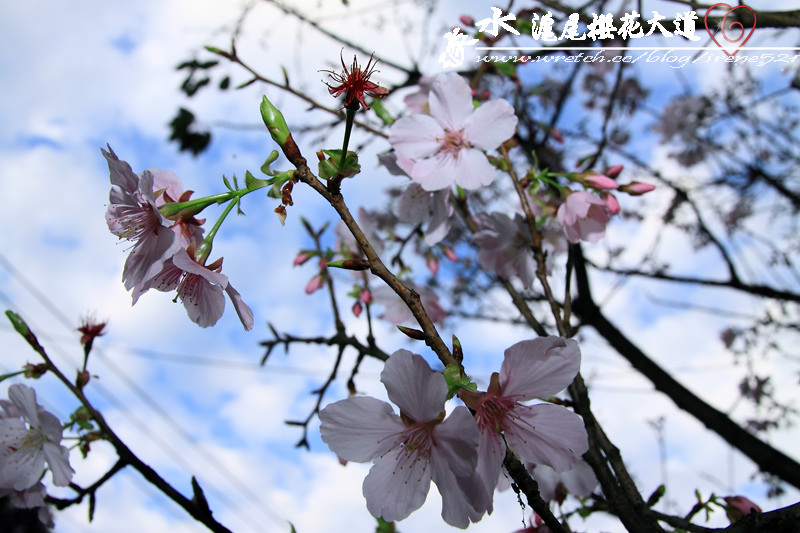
[194, 189, 248, 263]
[157, 191, 237, 218]
[338, 107, 357, 172]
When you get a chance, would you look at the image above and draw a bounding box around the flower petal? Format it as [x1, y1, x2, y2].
[408, 152, 456, 191]
[463, 99, 518, 150]
[319, 396, 405, 462]
[381, 350, 447, 423]
[224, 283, 254, 331]
[8, 385, 39, 427]
[42, 442, 73, 487]
[501, 337, 581, 399]
[389, 115, 443, 159]
[452, 148, 498, 190]
[102, 145, 139, 195]
[363, 445, 431, 522]
[504, 404, 588, 472]
[428, 73, 474, 131]
[432, 406, 479, 477]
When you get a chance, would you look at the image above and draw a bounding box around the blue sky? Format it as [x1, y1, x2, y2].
[1, 1, 798, 532]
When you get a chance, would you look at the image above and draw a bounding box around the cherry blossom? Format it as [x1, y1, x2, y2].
[460, 337, 588, 505]
[319, 350, 483, 527]
[103, 146, 178, 290]
[555, 190, 612, 244]
[529, 460, 598, 504]
[133, 248, 254, 330]
[372, 282, 446, 325]
[388, 72, 517, 191]
[322, 52, 388, 111]
[393, 182, 454, 246]
[472, 212, 536, 288]
[0, 384, 74, 491]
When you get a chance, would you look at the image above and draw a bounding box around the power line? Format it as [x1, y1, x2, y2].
[0, 253, 288, 532]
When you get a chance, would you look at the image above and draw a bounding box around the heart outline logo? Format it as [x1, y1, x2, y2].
[704, 3, 757, 57]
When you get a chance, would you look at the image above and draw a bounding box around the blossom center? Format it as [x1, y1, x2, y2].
[438, 129, 470, 157]
[476, 394, 517, 434]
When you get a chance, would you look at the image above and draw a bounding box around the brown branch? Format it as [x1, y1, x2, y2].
[571, 244, 800, 491]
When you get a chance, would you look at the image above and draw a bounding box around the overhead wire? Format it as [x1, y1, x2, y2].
[0, 253, 288, 532]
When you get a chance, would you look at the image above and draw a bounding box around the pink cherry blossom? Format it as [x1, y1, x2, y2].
[530, 460, 598, 504]
[556, 190, 612, 244]
[472, 212, 536, 288]
[372, 282, 446, 325]
[461, 337, 589, 505]
[393, 182, 454, 246]
[103, 146, 178, 290]
[319, 350, 483, 527]
[0, 385, 74, 491]
[389, 72, 517, 191]
[134, 248, 254, 330]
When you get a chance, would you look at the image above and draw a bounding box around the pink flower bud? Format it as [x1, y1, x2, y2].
[459, 15, 475, 26]
[602, 192, 621, 215]
[604, 164, 624, 179]
[293, 251, 312, 267]
[352, 301, 362, 317]
[584, 173, 618, 190]
[550, 127, 564, 144]
[724, 495, 761, 523]
[305, 274, 325, 294]
[427, 255, 439, 276]
[359, 288, 372, 304]
[443, 246, 458, 262]
[623, 181, 656, 195]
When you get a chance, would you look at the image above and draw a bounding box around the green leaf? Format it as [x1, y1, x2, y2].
[318, 158, 340, 181]
[319, 149, 360, 179]
[443, 363, 477, 399]
[261, 150, 280, 175]
[370, 99, 394, 125]
[245, 170, 270, 191]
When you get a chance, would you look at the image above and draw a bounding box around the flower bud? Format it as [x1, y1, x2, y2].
[76, 370, 91, 390]
[397, 325, 426, 340]
[324, 258, 370, 270]
[293, 251, 313, 267]
[724, 495, 761, 523]
[305, 274, 326, 294]
[260, 95, 291, 146]
[604, 164, 624, 179]
[427, 254, 439, 276]
[621, 181, 656, 195]
[601, 192, 621, 215]
[459, 15, 475, 27]
[583, 172, 618, 190]
[352, 301, 362, 317]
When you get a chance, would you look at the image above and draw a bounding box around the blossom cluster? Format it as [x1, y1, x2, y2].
[0, 384, 74, 526]
[319, 337, 590, 527]
[103, 146, 254, 330]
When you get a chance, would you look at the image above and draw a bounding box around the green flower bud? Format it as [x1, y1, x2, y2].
[260, 95, 290, 146]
